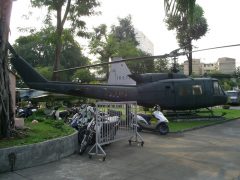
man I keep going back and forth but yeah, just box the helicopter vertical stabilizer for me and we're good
[108,57,136,85]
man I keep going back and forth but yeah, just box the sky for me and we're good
[9,0,240,66]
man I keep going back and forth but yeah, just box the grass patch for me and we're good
[169,120,220,132]
[169,108,240,132]
[0,113,75,149]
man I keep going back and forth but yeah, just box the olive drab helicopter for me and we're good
[8,43,229,110]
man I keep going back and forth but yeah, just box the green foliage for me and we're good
[0,119,75,148]
[35,66,53,80]
[89,16,155,78]
[72,69,95,83]
[51,121,65,130]
[222,81,231,91]
[154,58,170,73]
[164,0,196,23]
[111,15,139,46]
[30,0,100,80]
[13,27,92,82]
[143,107,149,113]
[165,4,208,48]
[233,66,240,78]
[30,0,100,36]
[206,73,239,91]
[14,27,88,68]
[169,108,240,132]
[165,4,208,75]
[14,27,55,67]
[169,121,217,132]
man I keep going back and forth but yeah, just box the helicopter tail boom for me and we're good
[11,56,48,85]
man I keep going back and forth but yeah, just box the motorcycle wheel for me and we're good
[78,129,86,144]
[157,123,169,135]
[79,135,88,155]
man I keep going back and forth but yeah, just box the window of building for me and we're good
[192,85,202,95]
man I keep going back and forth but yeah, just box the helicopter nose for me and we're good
[213,94,228,106]
[221,94,228,105]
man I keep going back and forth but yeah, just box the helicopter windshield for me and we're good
[213,81,225,95]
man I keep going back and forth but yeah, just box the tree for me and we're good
[89,16,154,79]
[165,4,208,75]
[14,27,91,82]
[30,0,100,80]
[111,16,139,46]
[72,69,94,83]
[0,0,14,138]
[154,58,170,73]
[164,0,196,22]
[14,27,55,67]
[233,66,240,79]
[164,0,196,75]
[89,24,116,79]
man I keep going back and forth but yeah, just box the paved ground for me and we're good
[1,120,240,180]
[230,106,240,110]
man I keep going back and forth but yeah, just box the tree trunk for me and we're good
[188,41,193,76]
[52,7,63,81]
[0,0,14,138]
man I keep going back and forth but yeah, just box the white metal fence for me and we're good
[88,101,144,160]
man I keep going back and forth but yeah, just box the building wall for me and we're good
[202,63,217,74]
[183,57,236,75]
[217,57,236,74]
[135,29,154,55]
[183,59,203,75]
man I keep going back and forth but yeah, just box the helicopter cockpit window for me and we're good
[213,81,224,95]
[192,85,202,95]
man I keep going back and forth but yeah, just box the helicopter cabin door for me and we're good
[174,80,195,109]
[161,82,175,109]
[192,80,206,108]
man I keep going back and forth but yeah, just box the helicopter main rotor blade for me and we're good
[191,44,240,53]
[54,43,240,73]
[54,53,174,73]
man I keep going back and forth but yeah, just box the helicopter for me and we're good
[8,43,228,110]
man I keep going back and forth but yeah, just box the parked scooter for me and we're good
[136,105,169,135]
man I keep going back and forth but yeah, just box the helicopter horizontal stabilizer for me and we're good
[11,56,48,85]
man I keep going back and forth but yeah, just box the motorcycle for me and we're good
[79,112,120,155]
[79,117,96,155]
[69,105,96,143]
[136,106,169,135]
[16,107,37,118]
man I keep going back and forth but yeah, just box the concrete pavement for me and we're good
[1,120,240,180]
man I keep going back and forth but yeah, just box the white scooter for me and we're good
[136,106,169,135]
